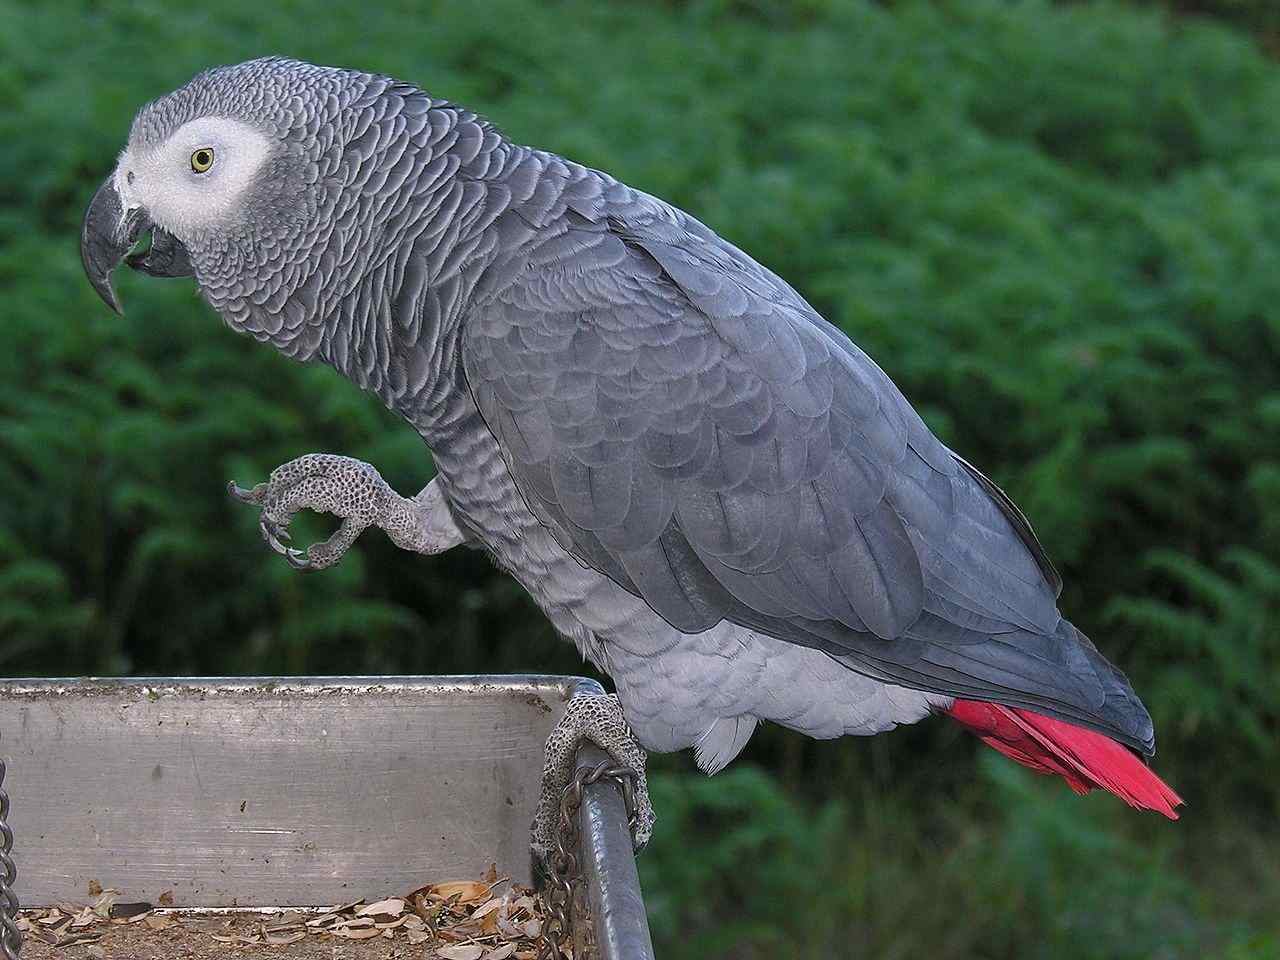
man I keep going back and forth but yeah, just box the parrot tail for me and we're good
[947,699,1183,819]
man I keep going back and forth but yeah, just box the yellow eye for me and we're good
[190,147,215,173]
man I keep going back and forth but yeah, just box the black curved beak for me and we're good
[81,176,146,315]
[80,176,194,315]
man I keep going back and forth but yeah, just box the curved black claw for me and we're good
[285,547,314,571]
[258,514,293,554]
[250,509,318,570]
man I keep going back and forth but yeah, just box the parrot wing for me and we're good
[462,183,1154,754]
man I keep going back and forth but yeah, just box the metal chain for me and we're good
[0,756,20,960]
[537,760,638,960]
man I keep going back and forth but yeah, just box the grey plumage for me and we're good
[85,57,1157,783]
[464,183,1152,753]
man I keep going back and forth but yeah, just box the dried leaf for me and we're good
[497,915,525,940]
[407,928,433,945]
[357,897,406,917]
[266,930,307,945]
[332,925,382,940]
[430,881,489,904]
[28,927,58,946]
[485,944,517,960]
[472,897,504,921]
[109,901,152,919]
[53,932,102,947]
[436,945,485,960]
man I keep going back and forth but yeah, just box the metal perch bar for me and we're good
[576,742,656,960]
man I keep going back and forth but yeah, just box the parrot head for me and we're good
[80,57,413,357]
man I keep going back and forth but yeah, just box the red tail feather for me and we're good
[947,700,1183,819]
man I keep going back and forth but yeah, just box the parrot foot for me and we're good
[531,693,654,861]
[229,453,465,570]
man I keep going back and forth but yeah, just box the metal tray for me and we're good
[0,675,654,958]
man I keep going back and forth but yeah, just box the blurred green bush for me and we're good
[1123,1,1280,45]
[1,0,1277,956]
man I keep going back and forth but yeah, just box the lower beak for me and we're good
[80,176,150,316]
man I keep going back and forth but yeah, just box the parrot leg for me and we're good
[531,693,655,859]
[229,453,467,570]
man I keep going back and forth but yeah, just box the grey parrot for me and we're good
[81,58,1181,855]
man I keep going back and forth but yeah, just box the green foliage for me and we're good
[1110,549,1280,798]
[1,0,1278,956]
[1118,1,1280,44]
[643,756,1276,959]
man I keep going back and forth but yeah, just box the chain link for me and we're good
[537,760,637,960]
[0,755,20,959]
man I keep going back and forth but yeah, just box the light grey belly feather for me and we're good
[427,403,949,772]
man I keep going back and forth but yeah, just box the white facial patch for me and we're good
[115,117,272,239]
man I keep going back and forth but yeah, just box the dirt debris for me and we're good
[15,870,568,960]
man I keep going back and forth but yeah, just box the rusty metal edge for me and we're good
[570,679,656,960]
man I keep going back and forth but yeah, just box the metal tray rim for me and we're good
[0,674,604,698]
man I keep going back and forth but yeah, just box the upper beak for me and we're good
[80,176,149,316]
[80,176,196,314]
